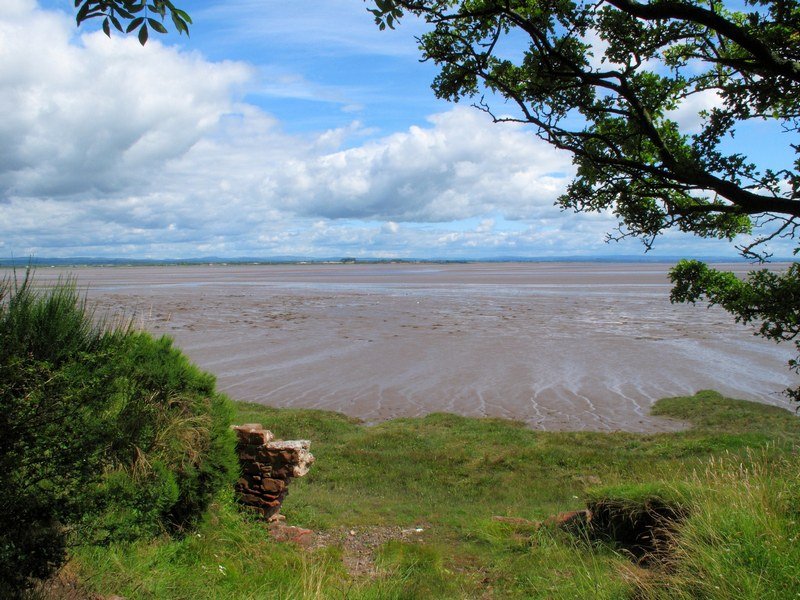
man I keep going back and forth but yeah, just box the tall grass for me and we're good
[635,448,800,599]
[0,270,236,596]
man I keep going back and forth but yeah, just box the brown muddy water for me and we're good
[24,262,796,431]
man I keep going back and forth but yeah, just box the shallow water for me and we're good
[27,262,796,431]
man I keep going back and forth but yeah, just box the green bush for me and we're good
[89,331,237,540]
[0,271,236,596]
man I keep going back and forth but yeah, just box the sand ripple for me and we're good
[31,262,796,432]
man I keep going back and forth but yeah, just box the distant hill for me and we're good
[0,254,790,268]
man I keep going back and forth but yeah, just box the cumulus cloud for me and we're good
[665,89,721,135]
[0,2,586,256]
[0,4,252,200]
[267,108,574,222]
[2,2,770,259]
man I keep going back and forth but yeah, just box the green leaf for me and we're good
[102,17,110,37]
[126,17,143,33]
[147,18,167,34]
[138,23,148,46]
[174,9,192,24]
[109,13,123,32]
[147,3,165,18]
[171,12,187,35]
[75,1,91,25]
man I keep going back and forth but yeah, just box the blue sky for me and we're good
[0,0,795,259]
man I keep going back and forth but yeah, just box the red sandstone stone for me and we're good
[256,448,284,464]
[243,463,260,475]
[240,472,260,484]
[259,499,283,519]
[261,478,286,493]
[251,431,273,445]
[271,466,292,480]
[239,493,262,505]
[232,423,313,520]
[236,423,263,431]
[233,425,274,446]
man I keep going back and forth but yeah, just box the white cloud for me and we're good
[382,221,400,234]
[267,108,574,222]
[0,5,251,200]
[476,218,495,233]
[666,89,720,134]
[1,0,36,18]
[2,2,780,260]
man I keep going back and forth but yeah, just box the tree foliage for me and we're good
[73,0,190,45]
[671,259,800,400]
[369,0,800,398]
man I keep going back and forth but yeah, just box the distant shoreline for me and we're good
[1,255,792,268]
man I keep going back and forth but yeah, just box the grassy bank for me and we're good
[64,390,800,599]
[0,273,236,597]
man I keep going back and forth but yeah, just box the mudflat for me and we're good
[25,262,795,431]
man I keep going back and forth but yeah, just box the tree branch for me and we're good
[604,0,800,82]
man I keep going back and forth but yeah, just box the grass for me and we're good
[61,390,800,599]
[648,449,800,599]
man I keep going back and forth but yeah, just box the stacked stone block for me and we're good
[233,423,314,519]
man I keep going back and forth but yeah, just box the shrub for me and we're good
[0,271,236,596]
[88,331,237,541]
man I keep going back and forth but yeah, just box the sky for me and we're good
[0,0,795,260]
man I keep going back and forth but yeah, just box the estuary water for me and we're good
[28,262,796,431]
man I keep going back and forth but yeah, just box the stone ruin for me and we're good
[232,423,314,520]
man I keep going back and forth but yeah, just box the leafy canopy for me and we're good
[73,1,191,45]
[369,0,799,248]
[368,0,800,398]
